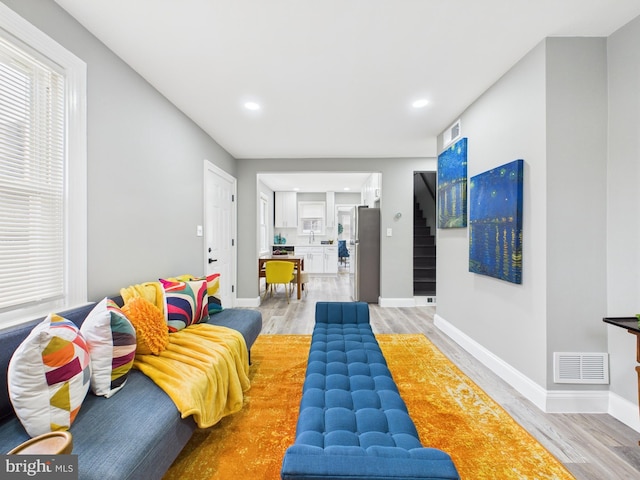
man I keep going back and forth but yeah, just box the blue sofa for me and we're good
[0,298,262,480]
[281,302,460,480]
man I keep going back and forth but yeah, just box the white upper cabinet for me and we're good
[326,191,335,227]
[275,191,297,228]
[361,173,381,207]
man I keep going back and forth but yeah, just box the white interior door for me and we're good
[204,160,236,307]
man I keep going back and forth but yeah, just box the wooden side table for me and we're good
[603,317,640,445]
[8,431,73,455]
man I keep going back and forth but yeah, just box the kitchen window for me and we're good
[298,201,325,236]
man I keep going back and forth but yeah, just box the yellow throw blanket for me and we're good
[120,281,165,315]
[133,323,250,428]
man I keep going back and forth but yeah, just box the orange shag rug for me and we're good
[163,334,575,480]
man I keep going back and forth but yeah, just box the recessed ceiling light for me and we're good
[293,187,300,191]
[343,187,350,191]
[412,99,429,108]
[244,101,261,111]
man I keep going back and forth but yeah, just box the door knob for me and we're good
[208,258,217,264]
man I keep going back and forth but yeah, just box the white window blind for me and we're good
[298,201,326,235]
[0,36,66,311]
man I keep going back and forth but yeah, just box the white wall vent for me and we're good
[553,352,609,384]
[442,119,461,148]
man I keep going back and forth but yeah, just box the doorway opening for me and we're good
[413,172,437,301]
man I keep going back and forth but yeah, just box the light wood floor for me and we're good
[254,269,640,480]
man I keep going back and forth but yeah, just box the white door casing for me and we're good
[203,160,236,307]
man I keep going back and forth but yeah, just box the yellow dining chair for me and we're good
[264,261,295,303]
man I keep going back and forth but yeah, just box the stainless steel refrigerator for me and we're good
[350,206,380,303]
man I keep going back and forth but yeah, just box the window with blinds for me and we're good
[0,37,66,311]
[0,3,87,328]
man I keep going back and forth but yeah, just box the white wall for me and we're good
[607,15,640,407]
[1,0,237,299]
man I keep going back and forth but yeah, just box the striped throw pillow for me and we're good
[166,273,223,315]
[81,298,137,397]
[160,278,209,332]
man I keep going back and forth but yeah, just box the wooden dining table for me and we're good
[258,255,305,300]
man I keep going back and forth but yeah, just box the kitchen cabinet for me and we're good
[361,173,381,207]
[326,191,335,227]
[296,246,324,273]
[275,191,297,228]
[324,246,338,274]
[296,245,338,274]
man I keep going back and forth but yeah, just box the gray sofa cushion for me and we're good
[0,371,196,480]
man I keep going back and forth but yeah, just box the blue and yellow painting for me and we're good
[469,159,524,284]
[437,137,468,228]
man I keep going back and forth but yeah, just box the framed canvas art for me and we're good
[468,159,524,284]
[437,137,468,228]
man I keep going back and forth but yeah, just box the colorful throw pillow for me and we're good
[121,297,169,355]
[160,277,209,332]
[175,273,223,316]
[80,298,136,398]
[8,314,92,437]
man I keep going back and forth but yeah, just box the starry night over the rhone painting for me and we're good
[468,159,524,284]
[437,137,467,228]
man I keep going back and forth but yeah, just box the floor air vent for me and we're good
[553,352,609,384]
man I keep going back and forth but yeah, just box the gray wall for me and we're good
[436,38,608,391]
[237,158,436,302]
[1,0,237,300]
[545,38,608,387]
[437,42,549,386]
[607,15,640,405]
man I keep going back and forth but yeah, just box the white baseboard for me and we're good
[609,391,640,433]
[545,390,609,413]
[414,296,437,307]
[434,313,548,411]
[378,297,416,307]
[235,297,260,308]
[434,314,613,416]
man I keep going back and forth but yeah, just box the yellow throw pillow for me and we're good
[121,297,169,355]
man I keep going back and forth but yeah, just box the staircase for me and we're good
[414,200,436,296]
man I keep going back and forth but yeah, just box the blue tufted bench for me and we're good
[281,302,460,480]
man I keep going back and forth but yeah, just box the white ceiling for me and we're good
[54,0,640,161]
